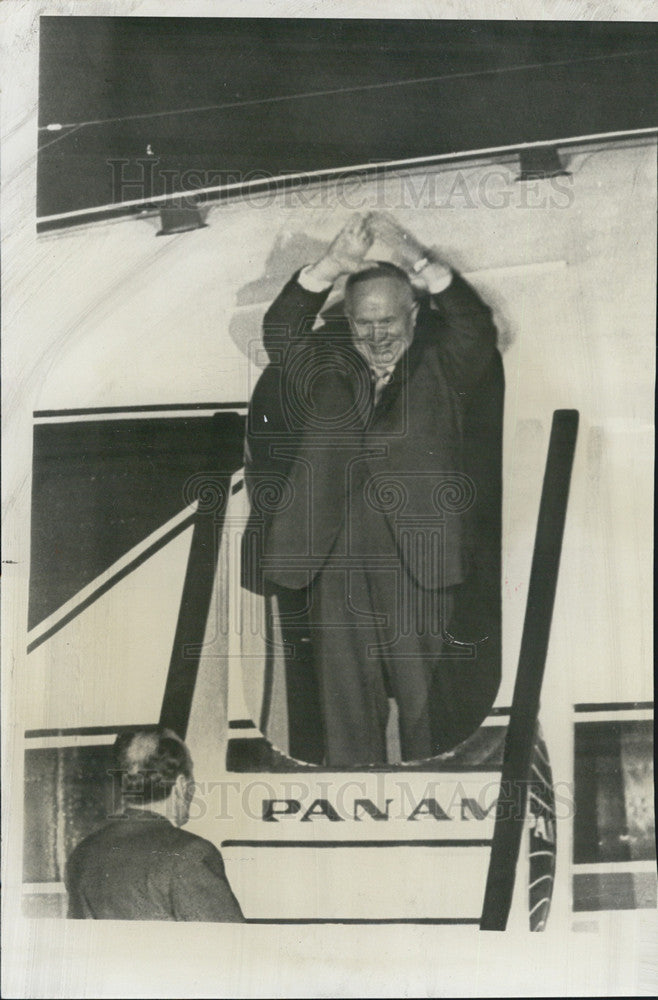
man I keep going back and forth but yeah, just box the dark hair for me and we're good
[344,260,413,301]
[113,727,192,804]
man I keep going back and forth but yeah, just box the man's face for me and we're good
[346,277,417,372]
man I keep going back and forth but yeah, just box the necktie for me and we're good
[371,367,394,405]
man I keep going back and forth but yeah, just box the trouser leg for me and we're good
[309,562,499,763]
[308,562,390,766]
[429,637,501,752]
[428,573,502,752]
[367,568,501,758]
[368,569,453,763]
[271,585,324,764]
[306,515,500,764]
[372,551,501,758]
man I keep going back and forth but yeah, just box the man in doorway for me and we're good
[243,213,503,766]
[66,727,244,921]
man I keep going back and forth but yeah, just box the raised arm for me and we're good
[261,274,330,362]
[262,214,374,361]
[368,213,498,392]
[420,259,498,392]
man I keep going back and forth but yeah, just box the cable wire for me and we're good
[39,47,657,134]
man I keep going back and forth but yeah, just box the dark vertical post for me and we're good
[159,413,245,739]
[158,508,223,739]
[480,409,579,931]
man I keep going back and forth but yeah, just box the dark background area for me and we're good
[29,413,244,629]
[38,18,658,221]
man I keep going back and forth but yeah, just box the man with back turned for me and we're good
[66,727,244,921]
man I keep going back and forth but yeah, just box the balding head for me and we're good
[344,261,413,307]
[114,727,193,810]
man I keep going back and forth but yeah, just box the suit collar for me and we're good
[114,807,171,822]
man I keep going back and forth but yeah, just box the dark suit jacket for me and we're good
[242,270,503,637]
[65,809,244,921]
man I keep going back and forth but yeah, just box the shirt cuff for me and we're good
[299,261,453,295]
[424,267,453,295]
[297,264,334,293]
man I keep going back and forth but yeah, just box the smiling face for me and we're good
[345,276,418,372]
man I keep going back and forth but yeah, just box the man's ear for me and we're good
[174,773,189,800]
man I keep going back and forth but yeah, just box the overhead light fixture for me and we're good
[156,200,207,236]
[516,147,570,181]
